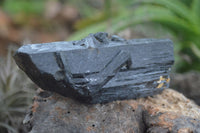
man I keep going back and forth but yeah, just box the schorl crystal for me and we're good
[14,32,174,104]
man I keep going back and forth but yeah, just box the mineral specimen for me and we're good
[14,32,174,104]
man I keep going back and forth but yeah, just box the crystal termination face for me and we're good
[14,32,174,104]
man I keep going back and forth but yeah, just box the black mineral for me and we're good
[14,32,174,104]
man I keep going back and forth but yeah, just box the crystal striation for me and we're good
[14,32,174,104]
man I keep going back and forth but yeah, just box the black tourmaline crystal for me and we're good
[14,32,174,104]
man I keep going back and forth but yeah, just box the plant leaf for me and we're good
[191,0,200,22]
[140,0,193,23]
[191,43,200,58]
[0,122,17,133]
[115,5,197,36]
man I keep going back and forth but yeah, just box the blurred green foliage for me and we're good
[69,0,200,73]
[67,0,102,18]
[133,0,200,72]
[2,0,44,15]
[68,0,136,40]
[1,0,45,26]
[0,47,35,133]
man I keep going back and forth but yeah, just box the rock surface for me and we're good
[170,72,200,105]
[14,32,174,104]
[24,88,200,133]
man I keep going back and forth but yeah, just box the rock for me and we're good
[24,88,200,133]
[14,32,174,103]
[170,72,200,105]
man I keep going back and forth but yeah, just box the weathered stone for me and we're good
[170,72,200,105]
[23,89,200,133]
[14,32,174,103]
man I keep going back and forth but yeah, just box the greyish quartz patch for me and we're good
[13,32,174,104]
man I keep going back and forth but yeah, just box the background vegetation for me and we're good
[0,0,199,132]
[0,47,35,133]
[69,0,200,72]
